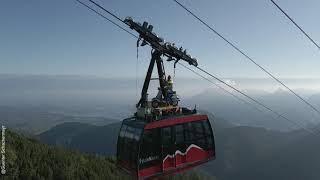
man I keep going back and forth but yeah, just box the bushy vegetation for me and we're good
[3,129,130,180]
[2,129,212,180]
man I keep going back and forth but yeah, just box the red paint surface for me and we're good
[138,164,162,177]
[175,154,186,167]
[164,146,212,168]
[162,156,175,171]
[138,148,215,178]
[144,114,208,130]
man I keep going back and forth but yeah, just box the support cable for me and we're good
[194,65,318,135]
[172,0,320,116]
[270,0,320,50]
[178,62,277,119]
[75,0,138,38]
[75,0,319,136]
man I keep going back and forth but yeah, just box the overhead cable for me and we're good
[270,0,320,50]
[75,0,319,136]
[172,0,320,116]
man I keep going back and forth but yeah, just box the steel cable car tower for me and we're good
[123,17,198,119]
[116,17,216,179]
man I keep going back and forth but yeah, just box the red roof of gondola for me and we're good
[144,114,208,130]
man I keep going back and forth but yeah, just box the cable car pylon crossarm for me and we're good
[123,17,199,110]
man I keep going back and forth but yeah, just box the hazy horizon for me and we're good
[1,73,320,94]
[1,74,320,128]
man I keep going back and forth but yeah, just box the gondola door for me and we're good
[161,126,175,172]
[174,124,187,167]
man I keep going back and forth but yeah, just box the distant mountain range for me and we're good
[186,88,320,131]
[38,113,320,180]
[0,105,119,134]
[2,74,320,131]
[38,112,231,156]
[39,122,120,156]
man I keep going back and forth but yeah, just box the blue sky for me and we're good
[1,0,320,78]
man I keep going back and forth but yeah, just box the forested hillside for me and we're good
[1,129,211,180]
[3,129,129,179]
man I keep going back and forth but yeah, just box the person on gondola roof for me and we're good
[167,75,173,90]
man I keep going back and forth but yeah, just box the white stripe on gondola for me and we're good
[162,144,203,163]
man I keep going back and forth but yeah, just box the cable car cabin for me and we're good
[115,18,215,179]
[117,111,215,179]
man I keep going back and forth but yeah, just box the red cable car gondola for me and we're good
[116,17,216,179]
[117,112,215,179]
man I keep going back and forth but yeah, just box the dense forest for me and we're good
[1,128,211,180]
